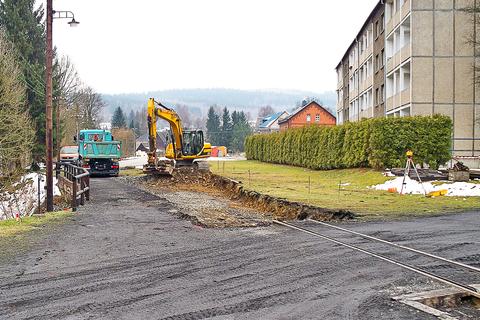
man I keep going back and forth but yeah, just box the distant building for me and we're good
[99,122,111,130]
[335,0,479,159]
[136,132,167,152]
[256,111,290,133]
[278,101,336,131]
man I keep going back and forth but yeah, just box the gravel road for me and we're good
[0,177,479,319]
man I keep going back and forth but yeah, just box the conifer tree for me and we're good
[220,107,232,148]
[206,106,221,145]
[111,107,127,128]
[0,0,46,161]
[231,111,252,153]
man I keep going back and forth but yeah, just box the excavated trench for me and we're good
[125,168,354,228]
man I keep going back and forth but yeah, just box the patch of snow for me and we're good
[120,154,148,169]
[0,173,61,220]
[370,176,480,197]
[206,155,246,161]
[434,182,480,197]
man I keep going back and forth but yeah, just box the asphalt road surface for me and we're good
[1,178,479,319]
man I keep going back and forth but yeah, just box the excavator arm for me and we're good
[145,98,211,174]
[147,98,184,167]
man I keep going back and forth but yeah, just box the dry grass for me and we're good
[0,210,72,238]
[120,168,146,177]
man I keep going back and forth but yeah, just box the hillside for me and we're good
[101,88,336,119]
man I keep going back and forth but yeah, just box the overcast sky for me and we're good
[51,0,379,94]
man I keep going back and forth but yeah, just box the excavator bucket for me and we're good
[143,160,175,176]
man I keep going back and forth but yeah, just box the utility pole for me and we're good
[45,0,54,212]
[56,100,61,163]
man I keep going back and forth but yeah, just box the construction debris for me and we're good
[389,168,448,181]
[449,161,470,182]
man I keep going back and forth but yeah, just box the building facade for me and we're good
[278,101,336,131]
[256,111,290,133]
[336,0,480,159]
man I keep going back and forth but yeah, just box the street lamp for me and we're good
[53,10,80,26]
[45,1,80,212]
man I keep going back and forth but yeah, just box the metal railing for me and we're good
[56,162,90,211]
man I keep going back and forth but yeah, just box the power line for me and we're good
[16,53,46,88]
[21,78,45,98]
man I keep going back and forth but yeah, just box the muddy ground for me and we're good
[125,170,353,227]
[124,172,273,228]
[0,177,479,319]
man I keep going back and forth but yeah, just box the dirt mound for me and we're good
[139,168,355,222]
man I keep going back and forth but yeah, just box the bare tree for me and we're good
[53,55,81,107]
[258,105,275,118]
[175,104,192,128]
[77,86,104,129]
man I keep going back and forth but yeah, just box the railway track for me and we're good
[274,219,480,299]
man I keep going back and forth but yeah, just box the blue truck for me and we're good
[77,129,122,177]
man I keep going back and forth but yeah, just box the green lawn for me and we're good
[210,160,480,219]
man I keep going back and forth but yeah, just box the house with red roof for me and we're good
[278,101,336,131]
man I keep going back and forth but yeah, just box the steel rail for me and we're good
[307,219,480,273]
[273,220,480,299]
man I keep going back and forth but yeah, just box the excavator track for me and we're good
[143,159,210,176]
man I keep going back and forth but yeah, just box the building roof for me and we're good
[335,0,383,69]
[258,111,288,129]
[278,101,335,124]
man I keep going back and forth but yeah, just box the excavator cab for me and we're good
[182,130,205,156]
[164,130,208,158]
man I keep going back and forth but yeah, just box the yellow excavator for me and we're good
[143,98,211,175]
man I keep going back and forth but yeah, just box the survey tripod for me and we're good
[400,150,426,195]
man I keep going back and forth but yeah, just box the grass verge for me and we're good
[120,168,146,177]
[0,211,72,239]
[210,160,480,219]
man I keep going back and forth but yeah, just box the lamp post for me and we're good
[45,0,79,212]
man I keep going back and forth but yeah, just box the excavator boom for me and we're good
[144,98,211,175]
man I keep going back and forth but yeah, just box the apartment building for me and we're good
[336,0,480,159]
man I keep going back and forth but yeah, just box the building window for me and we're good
[315,114,320,122]
[375,88,379,105]
[380,14,385,32]
[306,114,311,122]
[381,84,385,103]
[375,21,379,38]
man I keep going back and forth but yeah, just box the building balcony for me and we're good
[386,95,394,112]
[360,107,373,119]
[359,48,373,65]
[386,45,411,73]
[359,76,373,93]
[401,0,411,21]
[349,88,359,100]
[386,11,400,36]
[400,87,410,106]
[386,88,411,112]
[337,81,343,90]
[386,0,410,36]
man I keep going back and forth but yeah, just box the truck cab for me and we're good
[78,129,122,177]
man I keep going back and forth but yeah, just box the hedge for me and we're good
[245,115,452,170]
